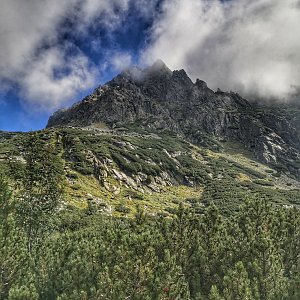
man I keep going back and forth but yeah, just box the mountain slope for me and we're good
[1,127,300,217]
[47,60,300,178]
[1,61,300,216]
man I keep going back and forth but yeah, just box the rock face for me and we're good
[47,60,300,176]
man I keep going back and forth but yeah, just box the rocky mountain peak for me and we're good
[172,69,193,86]
[147,59,172,76]
[47,61,300,177]
[117,60,172,84]
[195,79,208,89]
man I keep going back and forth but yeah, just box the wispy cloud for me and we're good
[21,47,97,111]
[0,0,156,111]
[2,0,296,113]
[0,0,75,81]
[143,0,300,101]
[110,52,133,71]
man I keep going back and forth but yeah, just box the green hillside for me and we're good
[1,127,300,299]
[1,127,300,217]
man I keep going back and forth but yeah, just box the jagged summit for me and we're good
[47,61,300,177]
[147,59,172,75]
[117,60,173,84]
[151,58,168,68]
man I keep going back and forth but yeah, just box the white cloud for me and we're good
[21,47,97,111]
[80,0,130,28]
[0,0,76,80]
[143,0,300,100]
[0,0,138,111]
[110,52,133,71]
[134,0,162,20]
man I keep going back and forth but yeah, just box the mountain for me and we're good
[47,60,300,179]
[1,61,300,216]
[2,63,300,299]
[1,126,300,217]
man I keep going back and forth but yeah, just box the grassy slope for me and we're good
[1,126,300,217]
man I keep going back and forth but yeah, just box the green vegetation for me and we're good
[1,171,300,299]
[1,127,300,216]
[1,128,300,299]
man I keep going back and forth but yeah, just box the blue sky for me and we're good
[0,0,160,131]
[0,0,299,132]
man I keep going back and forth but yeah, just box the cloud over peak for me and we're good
[143,0,300,100]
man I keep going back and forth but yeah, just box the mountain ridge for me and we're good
[2,61,300,215]
[47,61,300,178]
